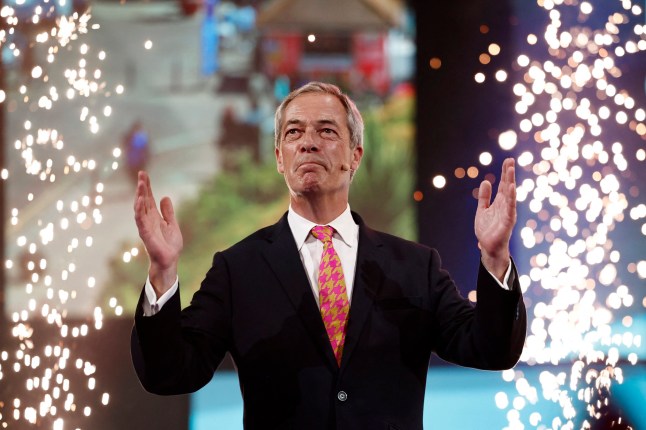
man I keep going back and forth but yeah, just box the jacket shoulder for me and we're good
[218,217,286,257]
[361,224,437,264]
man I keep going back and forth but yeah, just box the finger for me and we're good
[138,170,147,188]
[507,166,516,201]
[499,159,506,186]
[502,160,517,219]
[505,158,515,186]
[134,194,154,239]
[509,182,517,217]
[505,160,516,198]
[477,180,492,210]
[159,196,176,225]
[135,171,147,210]
[142,171,157,212]
[498,158,516,198]
[134,195,148,232]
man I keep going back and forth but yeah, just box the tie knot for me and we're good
[311,225,334,243]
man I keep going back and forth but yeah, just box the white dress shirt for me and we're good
[287,205,359,306]
[142,205,511,316]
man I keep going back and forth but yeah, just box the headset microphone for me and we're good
[341,163,350,171]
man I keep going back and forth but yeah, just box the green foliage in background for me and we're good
[104,91,415,313]
[104,155,287,311]
[351,93,415,240]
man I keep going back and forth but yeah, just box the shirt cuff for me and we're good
[142,276,179,316]
[485,260,513,291]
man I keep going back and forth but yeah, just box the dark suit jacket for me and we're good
[132,212,526,430]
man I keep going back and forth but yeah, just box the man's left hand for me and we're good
[475,157,517,281]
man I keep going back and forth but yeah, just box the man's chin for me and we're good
[289,177,323,195]
[297,183,322,194]
[298,171,323,185]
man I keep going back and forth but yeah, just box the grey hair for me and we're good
[274,82,364,149]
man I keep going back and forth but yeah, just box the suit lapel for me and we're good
[261,214,338,367]
[261,212,387,369]
[339,214,386,369]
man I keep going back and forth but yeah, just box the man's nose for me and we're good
[299,130,319,152]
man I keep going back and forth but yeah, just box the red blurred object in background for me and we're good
[178,0,203,16]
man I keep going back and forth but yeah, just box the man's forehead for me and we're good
[285,117,340,126]
[283,94,346,124]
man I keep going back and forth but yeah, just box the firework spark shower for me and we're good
[1,2,124,428]
[485,1,644,428]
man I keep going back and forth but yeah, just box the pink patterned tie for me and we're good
[311,225,350,366]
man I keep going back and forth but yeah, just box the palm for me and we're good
[474,158,516,259]
[134,172,183,271]
[140,199,183,267]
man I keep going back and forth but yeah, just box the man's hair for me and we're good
[274,82,364,149]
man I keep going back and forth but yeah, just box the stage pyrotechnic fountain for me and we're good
[478,1,643,428]
[1,2,125,428]
[429,0,644,428]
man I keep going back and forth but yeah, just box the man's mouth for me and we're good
[297,160,325,170]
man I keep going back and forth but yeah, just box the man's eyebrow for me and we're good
[316,119,340,127]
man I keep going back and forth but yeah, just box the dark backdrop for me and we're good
[415,0,515,296]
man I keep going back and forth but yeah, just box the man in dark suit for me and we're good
[131,82,526,429]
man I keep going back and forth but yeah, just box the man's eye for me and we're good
[285,129,299,137]
[322,128,335,134]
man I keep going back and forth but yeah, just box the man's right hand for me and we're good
[134,171,184,297]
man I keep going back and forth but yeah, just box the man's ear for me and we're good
[276,147,284,173]
[350,145,363,171]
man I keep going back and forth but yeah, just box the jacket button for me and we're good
[337,391,348,402]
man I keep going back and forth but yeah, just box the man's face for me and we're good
[275,92,363,198]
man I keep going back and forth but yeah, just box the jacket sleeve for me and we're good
[131,252,232,395]
[430,250,526,370]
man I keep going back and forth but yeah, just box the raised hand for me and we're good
[474,158,517,281]
[134,171,184,296]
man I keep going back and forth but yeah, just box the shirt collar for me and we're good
[287,205,358,251]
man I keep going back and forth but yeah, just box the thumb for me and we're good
[159,196,177,225]
[477,180,492,210]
